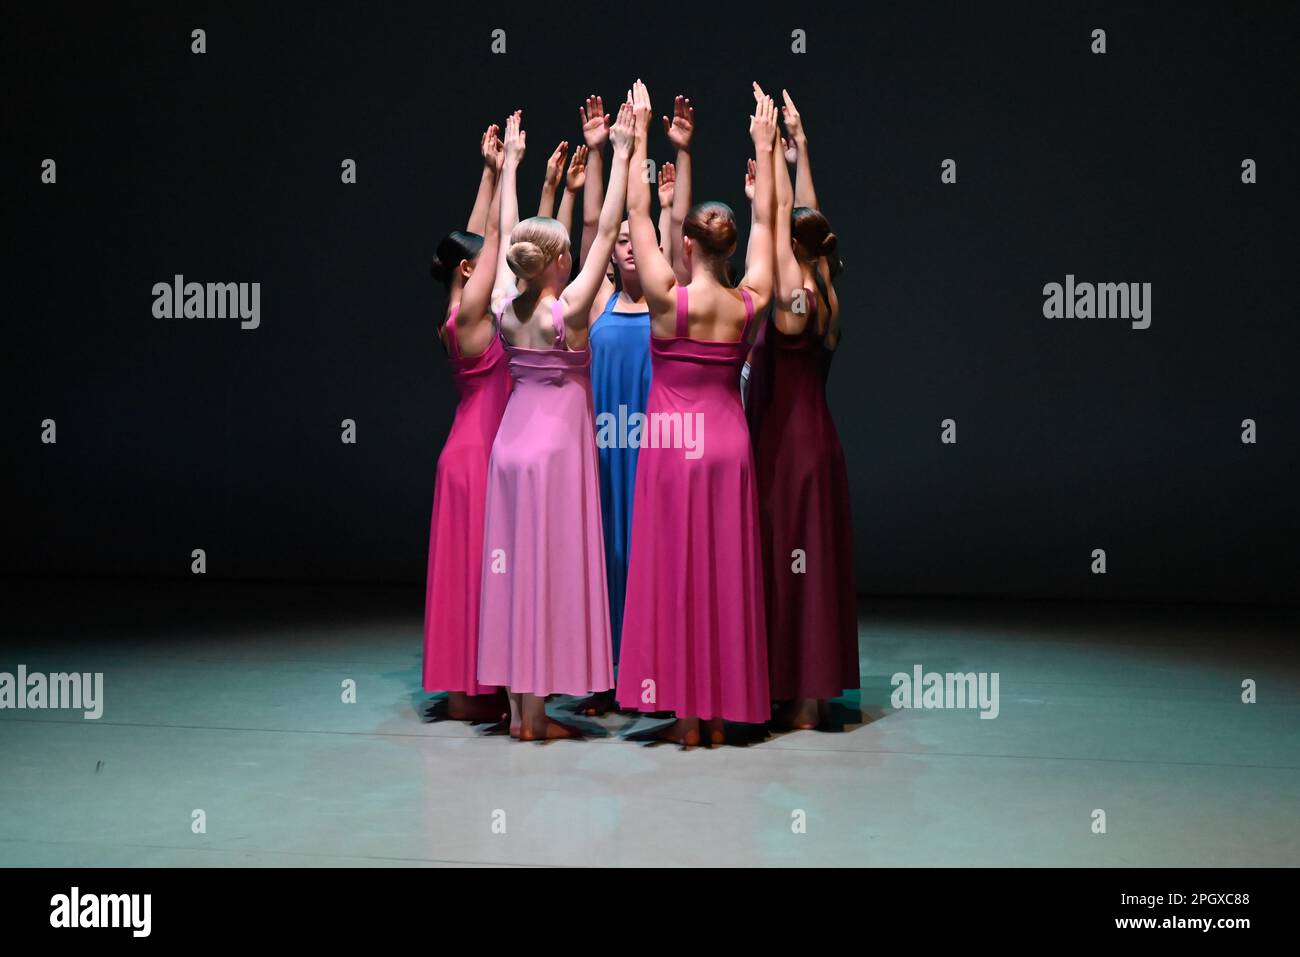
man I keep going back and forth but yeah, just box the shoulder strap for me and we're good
[493,298,508,339]
[740,289,755,342]
[675,286,689,337]
[444,303,461,359]
[551,299,566,349]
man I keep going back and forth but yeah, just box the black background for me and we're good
[5,1,1297,603]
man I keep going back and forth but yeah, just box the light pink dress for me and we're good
[477,300,614,695]
[422,306,512,694]
[616,287,770,722]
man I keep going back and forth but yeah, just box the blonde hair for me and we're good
[507,217,570,286]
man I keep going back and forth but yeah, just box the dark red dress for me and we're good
[753,292,859,700]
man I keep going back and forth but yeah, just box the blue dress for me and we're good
[589,291,652,662]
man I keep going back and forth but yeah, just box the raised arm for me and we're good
[562,101,634,330]
[656,161,675,257]
[556,145,587,245]
[466,125,499,234]
[664,95,694,283]
[456,162,503,356]
[772,133,805,332]
[627,81,678,316]
[537,140,568,218]
[492,110,525,313]
[741,158,756,266]
[741,86,778,317]
[578,95,610,266]
[782,89,818,211]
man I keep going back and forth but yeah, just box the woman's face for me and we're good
[612,221,636,277]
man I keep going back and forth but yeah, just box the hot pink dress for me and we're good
[422,306,512,694]
[616,287,770,722]
[477,300,614,695]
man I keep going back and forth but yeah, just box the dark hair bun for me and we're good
[683,202,738,257]
[430,230,485,288]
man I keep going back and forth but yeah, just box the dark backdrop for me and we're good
[5,1,1297,604]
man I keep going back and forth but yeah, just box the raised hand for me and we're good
[503,110,525,165]
[743,158,757,202]
[566,145,589,191]
[781,88,805,144]
[609,100,635,156]
[631,80,653,138]
[544,141,569,190]
[580,95,611,148]
[657,161,676,207]
[750,90,777,149]
[781,136,798,166]
[481,124,503,172]
[663,94,694,151]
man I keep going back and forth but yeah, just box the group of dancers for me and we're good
[422,81,857,746]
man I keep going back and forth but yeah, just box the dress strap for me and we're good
[444,303,461,360]
[675,286,689,338]
[740,288,755,341]
[493,297,509,342]
[551,298,566,350]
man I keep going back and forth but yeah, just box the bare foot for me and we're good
[703,717,725,746]
[654,717,700,748]
[445,691,471,721]
[792,697,820,730]
[521,716,584,741]
[519,693,583,742]
[508,691,523,739]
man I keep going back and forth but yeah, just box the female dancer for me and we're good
[753,88,858,729]
[577,120,678,716]
[477,105,636,740]
[615,81,778,746]
[422,125,511,723]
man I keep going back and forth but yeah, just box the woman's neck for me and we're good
[619,274,645,304]
[690,260,727,287]
[514,283,557,317]
[447,276,467,310]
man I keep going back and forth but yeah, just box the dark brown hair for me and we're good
[683,202,738,259]
[791,206,841,321]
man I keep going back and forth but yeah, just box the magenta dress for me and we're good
[422,306,512,694]
[754,291,859,700]
[616,287,770,722]
[477,300,614,695]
